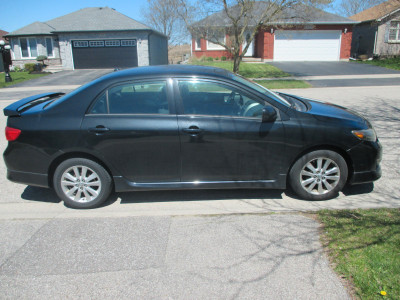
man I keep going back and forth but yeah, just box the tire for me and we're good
[53,158,112,209]
[289,150,348,201]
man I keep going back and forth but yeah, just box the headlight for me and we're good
[352,129,377,142]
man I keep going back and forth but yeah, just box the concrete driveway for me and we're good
[0,85,398,298]
[269,61,400,87]
[11,69,112,87]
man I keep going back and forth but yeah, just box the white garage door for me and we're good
[274,30,341,61]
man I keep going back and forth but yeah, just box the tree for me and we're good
[142,0,189,46]
[336,0,386,17]
[179,0,332,73]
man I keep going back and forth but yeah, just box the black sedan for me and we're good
[3,65,382,208]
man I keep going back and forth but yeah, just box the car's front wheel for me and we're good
[289,150,348,200]
[53,158,112,209]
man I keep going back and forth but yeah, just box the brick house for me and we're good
[5,7,168,70]
[191,3,358,61]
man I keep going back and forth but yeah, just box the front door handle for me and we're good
[88,126,110,134]
[182,126,202,135]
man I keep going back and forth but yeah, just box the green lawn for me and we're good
[255,79,311,89]
[190,61,290,78]
[318,209,400,300]
[0,72,49,88]
[357,57,400,71]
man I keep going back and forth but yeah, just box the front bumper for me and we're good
[347,140,382,185]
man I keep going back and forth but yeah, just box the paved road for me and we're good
[269,61,400,87]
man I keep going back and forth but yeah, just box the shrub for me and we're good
[206,56,213,61]
[215,57,219,60]
[36,55,48,64]
[221,56,227,61]
[24,63,36,73]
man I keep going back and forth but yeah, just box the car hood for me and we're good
[304,99,370,128]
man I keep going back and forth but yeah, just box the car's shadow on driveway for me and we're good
[20,183,375,207]
[21,186,61,203]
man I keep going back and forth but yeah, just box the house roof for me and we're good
[192,2,358,27]
[350,0,400,22]
[0,29,8,41]
[7,7,161,36]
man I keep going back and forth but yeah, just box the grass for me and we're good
[0,72,49,88]
[317,208,400,300]
[189,61,290,78]
[255,79,311,89]
[357,57,400,71]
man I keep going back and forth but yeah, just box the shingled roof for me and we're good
[7,7,158,36]
[193,2,357,27]
[350,0,400,22]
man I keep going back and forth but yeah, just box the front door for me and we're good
[80,79,180,183]
[243,32,254,57]
[175,79,286,182]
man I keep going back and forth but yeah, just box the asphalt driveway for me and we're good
[269,61,400,87]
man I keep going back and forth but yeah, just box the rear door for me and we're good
[175,78,286,182]
[80,79,180,183]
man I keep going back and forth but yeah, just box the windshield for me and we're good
[230,73,291,107]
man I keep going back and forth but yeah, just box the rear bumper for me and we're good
[7,169,49,188]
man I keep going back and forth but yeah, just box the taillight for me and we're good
[5,127,21,141]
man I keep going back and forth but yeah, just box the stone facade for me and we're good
[9,30,165,70]
[57,31,150,70]
[9,36,61,69]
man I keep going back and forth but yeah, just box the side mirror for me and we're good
[262,106,277,123]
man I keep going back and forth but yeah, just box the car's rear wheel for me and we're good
[53,158,112,209]
[289,150,348,200]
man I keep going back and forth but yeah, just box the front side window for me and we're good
[178,80,265,118]
[19,37,38,58]
[389,21,400,42]
[90,81,169,115]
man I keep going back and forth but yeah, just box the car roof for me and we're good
[99,65,233,82]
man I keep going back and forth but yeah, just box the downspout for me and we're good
[373,27,378,56]
[148,30,153,66]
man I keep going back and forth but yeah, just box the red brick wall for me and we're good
[192,25,354,60]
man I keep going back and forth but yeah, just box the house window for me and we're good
[73,41,88,47]
[195,38,201,50]
[105,40,121,47]
[89,41,104,47]
[121,40,136,46]
[46,38,54,57]
[19,37,38,58]
[206,32,225,50]
[389,21,400,42]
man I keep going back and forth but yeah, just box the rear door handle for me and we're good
[89,126,110,134]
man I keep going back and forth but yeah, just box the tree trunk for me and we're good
[232,54,241,73]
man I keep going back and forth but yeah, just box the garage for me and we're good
[274,30,341,61]
[72,39,138,69]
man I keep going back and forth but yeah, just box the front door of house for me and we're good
[243,32,254,57]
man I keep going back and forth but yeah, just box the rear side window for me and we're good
[89,81,169,114]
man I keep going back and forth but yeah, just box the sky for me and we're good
[1,0,341,33]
